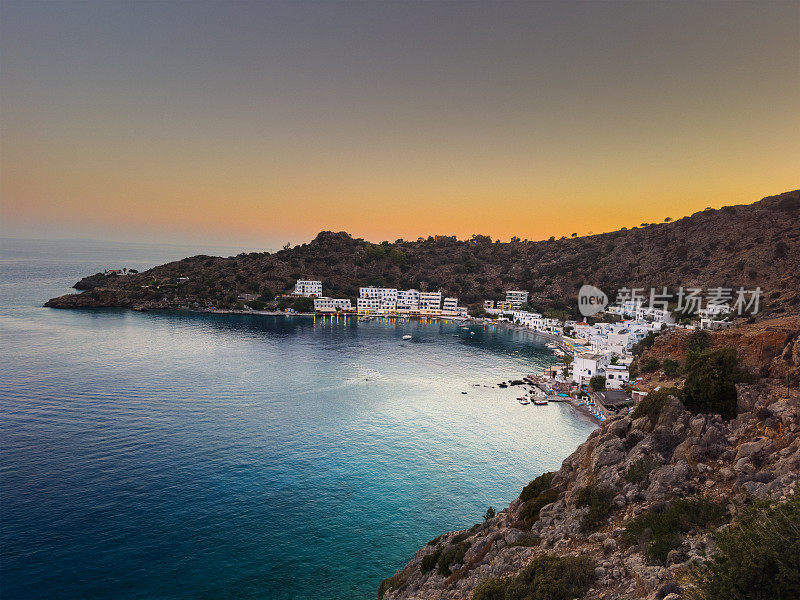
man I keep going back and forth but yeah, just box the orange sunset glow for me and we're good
[1,1,798,247]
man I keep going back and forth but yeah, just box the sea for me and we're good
[0,237,596,600]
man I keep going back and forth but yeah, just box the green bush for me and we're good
[630,387,682,422]
[518,472,558,528]
[484,506,496,520]
[641,357,661,372]
[590,375,606,391]
[662,358,680,376]
[632,332,659,356]
[689,497,800,600]
[378,570,409,599]
[507,533,540,548]
[625,456,659,485]
[683,348,747,419]
[472,554,596,600]
[575,485,615,532]
[519,488,559,527]
[436,541,471,577]
[685,330,711,369]
[245,299,266,311]
[622,498,727,564]
[520,472,555,503]
[420,548,441,573]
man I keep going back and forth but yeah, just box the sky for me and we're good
[1,1,798,248]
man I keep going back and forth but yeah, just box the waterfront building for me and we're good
[419,291,442,315]
[313,297,353,312]
[441,297,460,316]
[397,289,420,314]
[573,353,606,385]
[294,279,323,297]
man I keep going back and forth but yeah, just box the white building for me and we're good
[483,300,495,310]
[397,289,420,314]
[359,287,397,314]
[604,364,630,389]
[313,297,353,312]
[441,297,460,316]
[294,280,323,297]
[357,297,382,315]
[419,291,442,315]
[573,353,606,385]
[506,290,529,308]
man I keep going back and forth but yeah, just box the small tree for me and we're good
[484,506,496,520]
[590,375,606,391]
[683,348,746,419]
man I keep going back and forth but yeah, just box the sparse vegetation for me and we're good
[625,456,659,485]
[630,387,681,422]
[436,540,471,577]
[641,357,661,372]
[622,498,727,564]
[472,554,596,600]
[683,348,747,419]
[378,570,409,599]
[590,375,606,391]
[574,485,615,532]
[507,534,540,548]
[689,497,800,600]
[518,472,558,528]
[662,358,680,376]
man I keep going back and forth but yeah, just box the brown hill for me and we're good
[46,189,800,317]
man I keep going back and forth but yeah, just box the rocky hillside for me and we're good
[46,190,800,316]
[379,318,800,600]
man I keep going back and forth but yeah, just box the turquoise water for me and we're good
[0,238,595,599]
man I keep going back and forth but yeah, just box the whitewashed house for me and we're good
[506,290,529,308]
[294,280,323,297]
[573,353,607,385]
[313,297,353,312]
[604,364,630,389]
[419,291,442,315]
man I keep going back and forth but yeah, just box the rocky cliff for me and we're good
[379,319,800,600]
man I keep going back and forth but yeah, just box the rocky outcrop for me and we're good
[44,288,132,309]
[381,332,800,600]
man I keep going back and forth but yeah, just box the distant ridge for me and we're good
[46,190,800,318]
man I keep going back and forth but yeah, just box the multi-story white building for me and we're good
[294,279,323,297]
[506,290,529,308]
[604,364,630,389]
[358,287,398,314]
[313,297,353,312]
[573,353,607,385]
[419,291,442,315]
[441,297,460,316]
[396,289,420,314]
[357,297,382,314]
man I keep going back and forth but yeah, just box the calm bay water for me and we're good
[0,238,595,600]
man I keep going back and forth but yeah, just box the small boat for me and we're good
[518,397,530,405]
[402,335,412,340]
[470,331,475,336]
[533,398,549,406]
[460,325,469,329]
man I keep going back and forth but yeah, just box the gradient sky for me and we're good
[1,1,798,248]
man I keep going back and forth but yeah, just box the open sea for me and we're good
[0,237,596,600]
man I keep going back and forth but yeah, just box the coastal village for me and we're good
[263,278,739,424]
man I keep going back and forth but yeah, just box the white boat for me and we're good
[402,335,412,340]
[533,398,549,406]
[518,396,530,405]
